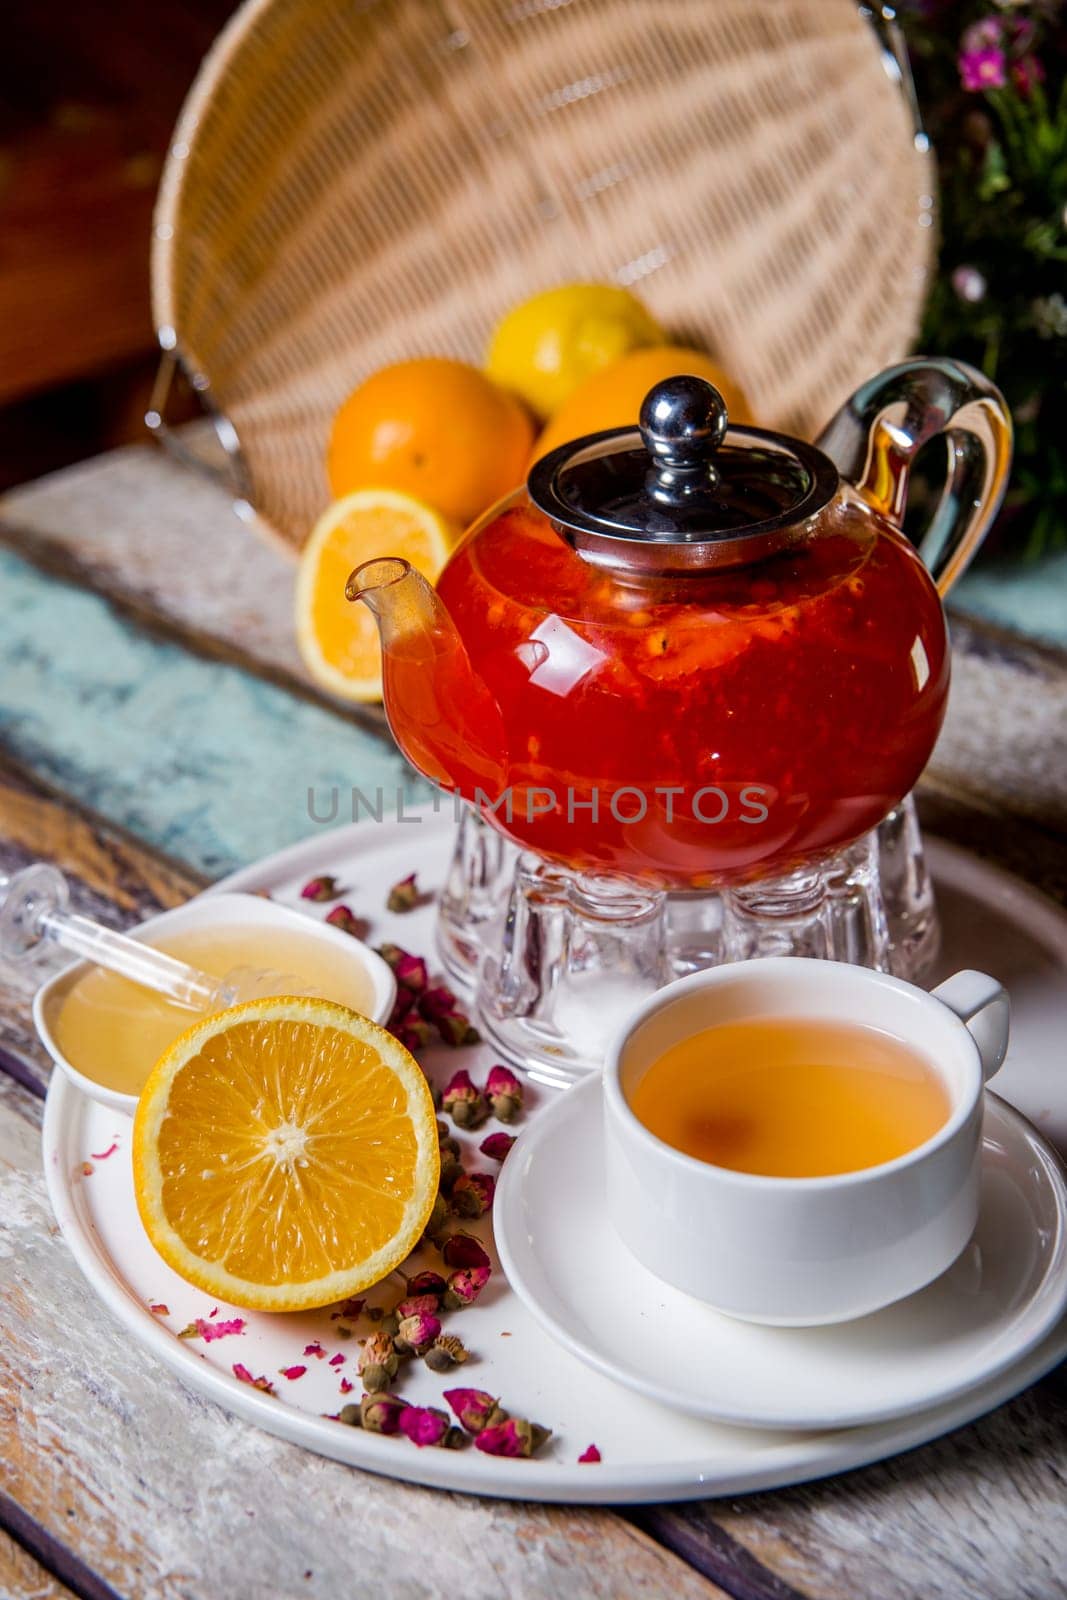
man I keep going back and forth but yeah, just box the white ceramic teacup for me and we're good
[604,958,1010,1326]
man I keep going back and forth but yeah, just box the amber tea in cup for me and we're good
[629,1017,952,1179]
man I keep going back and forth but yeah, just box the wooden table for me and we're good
[1,442,1066,1600]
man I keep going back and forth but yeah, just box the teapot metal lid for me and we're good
[527,376,840,575]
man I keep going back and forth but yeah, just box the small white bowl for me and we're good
[33,891,396,1117]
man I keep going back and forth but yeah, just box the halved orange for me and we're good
[295,489,455,702]
[132,997,440,1311]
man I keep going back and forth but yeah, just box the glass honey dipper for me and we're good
[0,862,313,1011]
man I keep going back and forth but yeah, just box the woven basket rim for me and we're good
[151,0,279,373]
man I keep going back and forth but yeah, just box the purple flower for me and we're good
[959,46,1007,90]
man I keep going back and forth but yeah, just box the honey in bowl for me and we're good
[52,925,376,1100]
[629,1018,951,1178]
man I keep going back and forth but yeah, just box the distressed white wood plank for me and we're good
[0,1101,725,1600]
[706,1397,1067,1600]
[0,434,308,690]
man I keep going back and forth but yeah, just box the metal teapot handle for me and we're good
[815,357,1013,597]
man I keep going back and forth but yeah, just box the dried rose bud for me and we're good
[436,1122,462,1160]
[486,1064,524,1122]
[394,1311,441,1356]
[338,1402,363,1427]
[424,1333,469,1373]
[301,874,341,902]
[475,1417,552,1458]
[578,1443,601,1463]
[375,941,408,971]
[399,1403,451,1448]
[405,1270,447,1298]
[392,1018,435,1053]
[418,984,459,1023]
[438,1154,465,1193]
[388,984,417,1028]
[386,873,419,913]
[441,1233,491,1272]
[480,1131,516,1164]
[441,1069,489,1128]
[437,1011,482,1049]
[451,1171,496,1218]
[423,1194,451,1243]
[443,1264,491,1310]
[325,904,366,938]
[357,1332,400,1393]
[360,1392,406,1434]
[378,1309,400,1337]
[443,1426,468,1449]
[393,1292,440,1320]
[443,1388,508,1434]
[390,954,426,995]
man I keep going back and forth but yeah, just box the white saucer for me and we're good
[495,1077,1067,1431]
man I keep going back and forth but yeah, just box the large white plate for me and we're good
[42,810,1067,1503]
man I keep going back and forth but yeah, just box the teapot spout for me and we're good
[347,557,446,654]
[346,558,507,794]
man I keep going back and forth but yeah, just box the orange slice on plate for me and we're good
[295,489,455,703]
[132,997,440,1311]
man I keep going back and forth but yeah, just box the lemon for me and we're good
[486,283,665,420]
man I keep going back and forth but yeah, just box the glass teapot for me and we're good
[350,358,1011,890]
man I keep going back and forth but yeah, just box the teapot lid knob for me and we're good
[638,377,728,507]
[640,376,728,463]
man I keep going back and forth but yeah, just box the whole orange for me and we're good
[532,346,754,464]
[328,358,534,528]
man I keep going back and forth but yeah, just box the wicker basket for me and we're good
[152,0,934,552]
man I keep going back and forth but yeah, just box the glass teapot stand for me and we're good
[438,799,939,1087]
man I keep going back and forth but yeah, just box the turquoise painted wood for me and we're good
[0,548,428,877]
